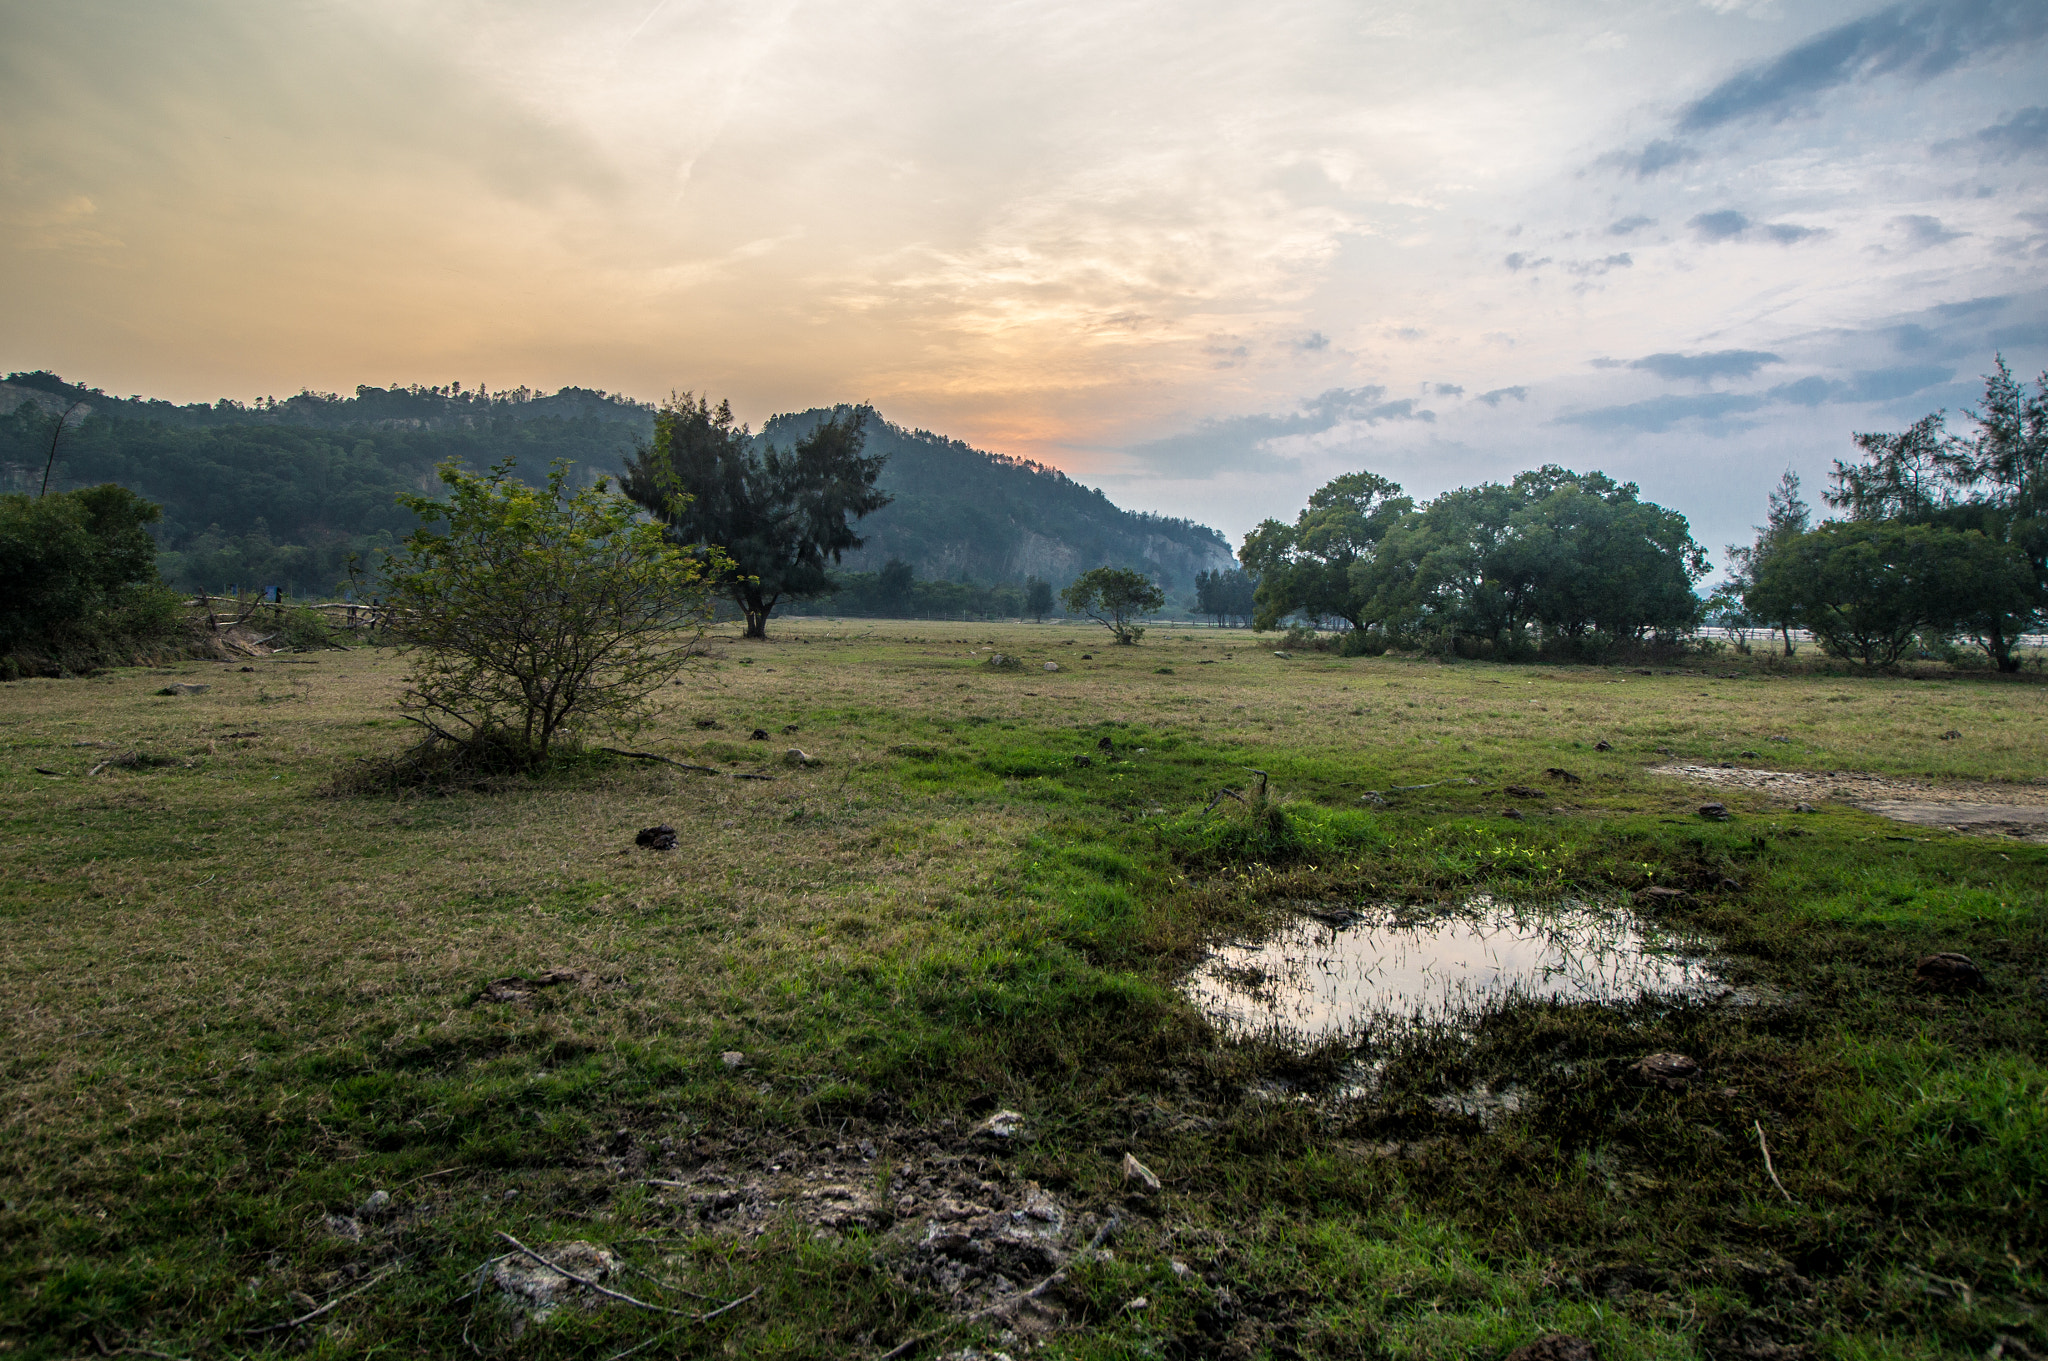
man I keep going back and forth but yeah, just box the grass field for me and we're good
[3,620,2044,1359]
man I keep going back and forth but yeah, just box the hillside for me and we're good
[0,373,1235,607]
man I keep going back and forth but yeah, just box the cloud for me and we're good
[1690,209,1751,240]
[1604,139,1699,177]
[1288,331,1331,352]
[1504,252,1553,271]
[1567,253,1633,275]
[1893,213,1966,246]
[1121,386,1437,478]
[1630,349,1783,381]
[1765,365,1953,404]
[1556,392,1767,433]
[1476,386,1529,405]
[1952,105,2048,159]
[1677,0,2048,133]
[1608,216,1656,236]
[1432,383,1465,396]
[1689,211,1824,243]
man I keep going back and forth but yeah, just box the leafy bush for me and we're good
[0,484,188,676]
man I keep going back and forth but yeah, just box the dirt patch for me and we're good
[1652,764,2048,840]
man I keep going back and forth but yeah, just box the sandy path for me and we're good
[1650,763,2048,840]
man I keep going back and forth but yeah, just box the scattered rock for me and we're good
[356,1189,392,1220]
[238,665,255,672]
[1072,754,1093,768]
[492,1240,620,1321]
[750,728,770,741]
[635,825,678,850]
[1768,735,1792,744]
[971,1109,1027,1143]
[1272,650,1292,659]
[1940,729,1962,741]
[1639,886,1685,901]
[1506,1332,1600,1361]
[1097,735,1115,754]
[1123,1295,1150,1312]
[1698,802,1731,821]
[721,1051,747,1068]
[1594,740,1613,752]
[1502,807,1525,820]
[782,724,799,733]
[1120,1152,1161,1193]
[1740,750,1760,758]
[694,718,721,729]
[157,682,210,696]
[1544,767,1583,784]
[483,971,586,1004]
[325,1214,362,1241]
[1792,802,1816,814]
[983,653,1022,671]
[1914,952,1985,989]
[1080,653,1093,659]
[1505,784,1542,799]
[783,748,820,767]
[1632,1053,1700,1089]
[1042,662,1059,672]
[1635,668,1654,676]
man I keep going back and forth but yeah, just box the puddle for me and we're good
[1185,899,1720,1045]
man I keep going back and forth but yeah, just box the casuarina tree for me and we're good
[622,394,891,638]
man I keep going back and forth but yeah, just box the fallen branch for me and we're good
[1754,1120,1793,1203]
[495,1232,690,1316]
[875,1216,1119,1361]
[602,748,775,781]
[1199,787,1247,816]
[239,1265,398,1334]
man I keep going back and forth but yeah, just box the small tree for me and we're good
[1024,576,1053,621]
[1061,566,1164,644]
[380,460,721,764]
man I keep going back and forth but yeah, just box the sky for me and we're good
[3,0,2045,571]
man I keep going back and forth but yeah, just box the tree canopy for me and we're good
[1061,566,1165,644]
[621,395,891,638]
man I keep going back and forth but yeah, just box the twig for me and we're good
[1200,787,1247,816]
[240,1265,398,1334]
[602,748,776,781]
[875,1216,1119,1361]
[1753,1120,1793,1203]
[495,1232,690,1315]
[697,1286,760,1321]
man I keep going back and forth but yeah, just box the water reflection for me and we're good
[1185,899,1719,1044]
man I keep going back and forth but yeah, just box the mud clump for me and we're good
[1914,952,1985,990]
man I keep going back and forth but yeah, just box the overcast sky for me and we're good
[3,0,2044,570]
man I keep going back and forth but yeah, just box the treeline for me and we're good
[1243,467,1706,659]
[1720,358,2046,670]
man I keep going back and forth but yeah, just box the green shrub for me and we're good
[0,484,188,675]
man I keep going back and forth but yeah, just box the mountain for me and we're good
[1,373,1236,607]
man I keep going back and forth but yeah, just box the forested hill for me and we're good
[0,373,1235,599]
[758,409,1234,592]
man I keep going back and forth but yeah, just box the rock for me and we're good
[1502,807,1525,820]
[482,970,584,1004]
[1768,735,1792,743]
[356,1189,392,1220]
[782,724,799,733]
[1544,767,1582,784]
[238,665,255,672]
[1123,1295,1151,1312]
[158,682,209,696]
[1072,754,1093,768]
[1272,650,1291,659]
[1639,886,1685,901]
[1698,802,1731,821]
[325,1214,362,1240]
[721,1051,747,1068]
[1632,1052,1700,1089]
[1042,661,1059,671]
[1940,729,1962,740]
[1914,952,1985,989]
[750,728,770,741]
[1792,802,1816,813]
[1097,735,1115,754]
[1080,653,1093,659]
[492,1240,620,1318]
[971,1109,1027,1142]
[1594,740,1613,752]
[694,718,721,729]
[1505,784,1542,799]
[1505,1334,1600,1361]
[1740,750,1759,758]
[635,825,678,850]
[1169,1259,1193,1279]
[1121,1152,1161,1193]
[783,748,820,766]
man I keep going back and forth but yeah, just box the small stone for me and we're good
[356,1189,392,1220]
[158,682,210,696]
[635,825,678,850]
[782,724,799,733]
[750,728,769,741]
[325,1214,362,1241]
[971,1109,1026,1141]
[1632,1052,1700,1090]
[1914,952,1984,989]
[1698,802,1731,821]
[1121,1152,1161,1193]
[1272,650,1291,659]
[1505,1336,1599,1361]
[694,718,720,729]
[1940,729,1962,740]
[783,748,819,766]
[721,1051,746,1068]
[1502,807,1525,820]
[1768,735,1792,743]
[1639,886,1685,900]
[1097,735,1114,753]
[1169,1259,1193,1279]
[1505,784,1542,798]
[1594,740,1613,752]
[1072,754,1093,768]
[1740,750,1759,758]
[1792,802,1816,813]
[1042,661,1059,672]
[1123,1295,1151,1312]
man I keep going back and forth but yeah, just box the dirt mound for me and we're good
[1652,764,2048,840]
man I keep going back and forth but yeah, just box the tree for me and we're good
[1061,566,1164,644]
[622,394,890,638]
[1728,470,1811,655]
[1194,567,1256,627]
[1748,521,2029,668]
[1024,576,1054,621]
[1239,472,1412,631]
[0,482,182,675]
[380,460,720,764]
[878,558,916,615]
[1825,358,2048,670]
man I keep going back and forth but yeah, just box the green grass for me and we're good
[1,623,2044,1358]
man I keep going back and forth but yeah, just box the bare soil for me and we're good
[1652,762,2048,839]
